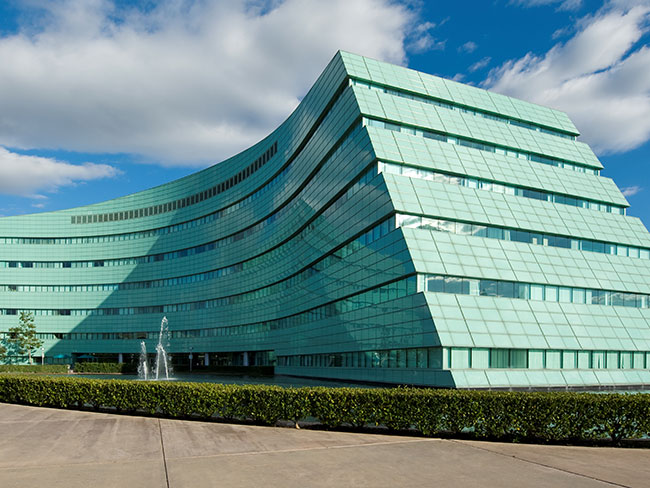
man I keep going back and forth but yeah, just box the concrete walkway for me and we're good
[0,403,648,487]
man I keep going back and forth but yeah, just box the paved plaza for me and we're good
[0,403,648,487]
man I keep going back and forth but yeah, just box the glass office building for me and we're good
[1,51,650,389]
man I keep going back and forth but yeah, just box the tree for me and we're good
[8,312,43,365]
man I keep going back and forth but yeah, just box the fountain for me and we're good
[137,316,173,380]
[137,341,149,380]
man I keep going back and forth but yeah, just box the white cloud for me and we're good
[458,41,477,53]
[621,185,643,197]
[406,21,445,53]
[551,25,573,39]
[483,4,650,154]
[0,0,425,167]
[509,0,583,11]
[0,146,120,197]
[469,56,491,73]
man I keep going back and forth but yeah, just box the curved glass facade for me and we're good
[1,51,649,389]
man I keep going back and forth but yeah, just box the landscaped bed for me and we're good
[1,374,649,445]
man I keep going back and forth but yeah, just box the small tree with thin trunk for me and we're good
[8,312,43,364]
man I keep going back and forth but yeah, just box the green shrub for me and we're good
[0,364,69,374]
[73,362,136,374]
[0,374,648,444]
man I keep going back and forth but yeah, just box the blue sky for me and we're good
[0,0,649,227]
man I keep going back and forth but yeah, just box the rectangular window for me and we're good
[510,349,528,368]
[558,287,572,303]
[620,352,632,369]
[545,286,558,302]
[450,348,470,369]
[489,349,509,368]
[572,288,585,304]
[471,348,489,369]
[426,276,444,293]
[577,351,591,369]
[592,351,605,369]
[428,348,442,369]
[480,280,498,296]
[497,281,515,298]
[444,277,465,294]
[606,351,619,369]
[562,351,576,369]
[545,350,562,368]
[416,348,428,368]
[528,350,545,369]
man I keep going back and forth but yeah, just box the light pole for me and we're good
[189,346,193,373]
[41,347,45,366]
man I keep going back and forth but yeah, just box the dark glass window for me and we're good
[497,281,515,298]
[479,280,498,296]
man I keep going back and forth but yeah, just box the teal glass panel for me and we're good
[562,351,576,369]
[593,351,606,369]
[528,350,545,369]
[471,348,489,369]
[606,351,619,370]
[546,350,562,369]
[577,351,591,369]
[451,348,470,369]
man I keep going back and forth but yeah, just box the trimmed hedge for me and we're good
[0,375,649,444]
[0,365,69,374]
[73,362,136,374]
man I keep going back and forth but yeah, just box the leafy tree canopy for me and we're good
[8,312,43,364]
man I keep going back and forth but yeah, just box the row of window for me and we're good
[0,166,378,292]
[397,214,650,260]
[0,278,418,341]
[379,161,624,215]
[0,120,362,250]
[279,347,442,369]
[449,347,649,370]
[421,273,650,309]
[5,147,288,247]
[0,127,365,279]
[279,346,649,371]
[364,117,599,175]
[71,143,278,225]
[11,83,360,245]
[351,78,577,140]
[0,210,392,303]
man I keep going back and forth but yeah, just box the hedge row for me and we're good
[0,365,69,374]
[73,362,136,374]
[1,375,649,443]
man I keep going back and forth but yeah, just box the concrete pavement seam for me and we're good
[161,438,438,461]
[158,418,171,488]
[450,440,631,488]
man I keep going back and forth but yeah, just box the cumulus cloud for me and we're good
[621,185,643,197]
[0,0,425,167]
[0,146,120,197]
[483,3,650,154]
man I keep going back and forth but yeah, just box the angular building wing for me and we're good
[1,51,649,389]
